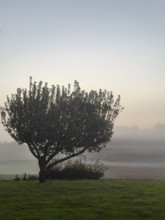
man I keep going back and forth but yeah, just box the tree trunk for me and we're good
[39,168,46,183]
[39,157,46,183]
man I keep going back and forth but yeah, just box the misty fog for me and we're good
[0,125,165,178]
[0,125,165,163]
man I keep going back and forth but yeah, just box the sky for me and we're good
[0,0,165,141]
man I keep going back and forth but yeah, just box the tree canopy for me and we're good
[1,77,123,182]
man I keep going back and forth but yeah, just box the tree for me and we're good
[0,77,123,183]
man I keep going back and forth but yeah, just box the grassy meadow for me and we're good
[0,179,165,219]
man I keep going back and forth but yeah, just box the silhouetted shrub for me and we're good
[13,175,21,181]
[13,174,38,181]
[46,160,106,180]
[22,173,27,181]
[27,174,38,180]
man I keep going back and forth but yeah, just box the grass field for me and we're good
[0,179,165,220]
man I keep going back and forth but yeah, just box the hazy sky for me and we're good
[0,0,165,137]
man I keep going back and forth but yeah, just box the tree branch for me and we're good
[27,143,40,159]
[46,142,61,164]
[46,147,87,170]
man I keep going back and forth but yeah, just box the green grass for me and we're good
[0,179,165,219]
